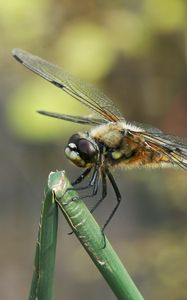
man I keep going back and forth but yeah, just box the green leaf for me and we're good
[51,170,144,300]
[29,177,58,300]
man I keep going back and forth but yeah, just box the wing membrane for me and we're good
[37,110,106,125]
[130,121,162,134]
[12,49,123,122]
[143,132,187,170]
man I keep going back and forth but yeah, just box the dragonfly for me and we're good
[12,48,187,232]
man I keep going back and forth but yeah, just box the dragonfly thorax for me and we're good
[65,133,99,168]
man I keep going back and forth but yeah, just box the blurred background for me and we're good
[0,0,187,299]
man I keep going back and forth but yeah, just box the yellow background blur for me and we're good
[0,0,187,299]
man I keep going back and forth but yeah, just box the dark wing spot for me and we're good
[51,80,64,88]
[13,54,23,64]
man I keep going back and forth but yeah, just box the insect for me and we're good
[12,48,187,232]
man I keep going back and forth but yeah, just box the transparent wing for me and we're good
[130,121,162,134]
[12,48,123,122]
[37,110,106,125]
[143,132,187,170]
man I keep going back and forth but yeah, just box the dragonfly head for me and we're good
[65,133,99,168]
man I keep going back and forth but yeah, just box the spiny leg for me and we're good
[91,170,120,249]
[73,163,99,193]
[67,165,100,235]
[77,155,102,199]
[89,171,108,249]
[71,151,102,195]
[64,167,94,199]
[72,168,92,186]
[102,170,121,233]
[64,164,100,205]
[90,171,107,214]
[80,166,100,200]
[74,154,102,197]
[59,168,92,204]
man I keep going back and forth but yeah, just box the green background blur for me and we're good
[1,0,187,299]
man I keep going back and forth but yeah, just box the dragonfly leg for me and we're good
[72,168,92,186]
[63,164,100,205]
[90,171,107,214]
[102,170,121,233]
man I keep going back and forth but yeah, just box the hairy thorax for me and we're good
[90,122,170,169]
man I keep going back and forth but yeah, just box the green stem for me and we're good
[51,170,144,300]
[29,180,58,300]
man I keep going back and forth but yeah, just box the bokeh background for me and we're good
[1,0,187,299]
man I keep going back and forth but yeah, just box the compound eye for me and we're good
[68,134,81,145]
[78,139,97,161]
